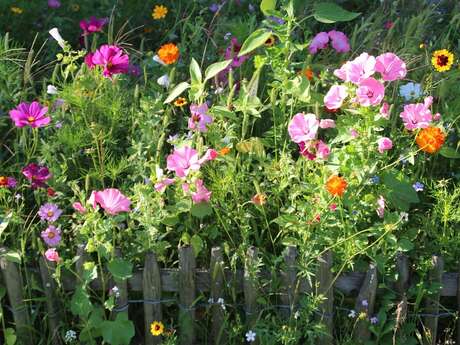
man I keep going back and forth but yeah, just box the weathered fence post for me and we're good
[143,252,162,345]
[39,257,63,345]
[0,247,32,345]
[423,255,443,345]
[281,246,298,318]
[179,246,196,345]
[394,253,410,342]
[75,244,87,281]
[244,246,259,344]
[316,251,334,345]
[210,247,226,344]
[457,260,460,345]
[113,248,129,319]
[353,263,378,343]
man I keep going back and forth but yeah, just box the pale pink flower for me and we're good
[38,203,62,222]
[166,146,201,177]
[356,77,385,106]
[319,119,336,129]
[45,248,61,262]
[334,53,376,84]
[309,32,329,54]
[316,140,331,160]
[377,137,393,153]
[375,52,407,81]
[89,188,131,215]
[191,179,212,204]
[376,196,385,218]
[328,30,350,53]
[72,202,87,214]
[154,178,175,193]
[379,102,390,119]
[188,103,213,132]
[288,113,319,143]
[399,97,434,131]
[298,140,330,160]
[324,85,348,110]
[350,128,359,138]
[41,225,61,247]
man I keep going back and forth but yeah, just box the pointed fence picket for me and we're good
[0,245,459,344]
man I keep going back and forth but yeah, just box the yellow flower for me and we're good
[150,321,164,336]
[10,6,23,14]
[152,5,168,20]
[431,49,454,72]
[71,4,80,12]
[174,97,187,107]
[358,312,367,320]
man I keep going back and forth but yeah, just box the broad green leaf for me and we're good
[204,59,232,81]
[164,82,190,104]
[236,137,265,157]
[70,286,93,318]
[101,314,135,345]
[0,212,12,238]
[5,328,16,345]
[383,173,419,211]
[260,0,276,15]
[209,105,237,120]
[1,251,21,264]
[108,258,133,280]
[161,215,179,226]
[313,2,360,23]
[398,238,414,252]
[191,202,213,219]
[191,234,204,256]
[189,58,202,85]
[0,286,6,300]
[439,146,460,159]
[238,29,272,57]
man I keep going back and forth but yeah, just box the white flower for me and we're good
[110,286,120,298]
[348,310,357,318]
[48,28,66,49]
[47,85,58,95]
[64,329,77,343]
[293,310,300,319]
[153,54,167,66]
[157,74,170,88]
[217,297,226,311]
[245,330,256,342]
[400,212,409,222]
[399,82,422,101]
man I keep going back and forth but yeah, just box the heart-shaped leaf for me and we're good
[313,2,360,23]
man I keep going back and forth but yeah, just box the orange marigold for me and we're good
[416,126,445,154]
[326,175,347,197]
[0,176,7,187]
[157,43,179,65]
[219,147,231,156]
[303,67,314,80]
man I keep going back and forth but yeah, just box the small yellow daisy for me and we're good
[152,5,168,20]
[71,4,80,12]
[150,321,164,336]
[174,97,187,107]
[10,6,23,14]
[431,49,454,72]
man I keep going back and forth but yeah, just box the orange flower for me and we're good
[326,175,347,197]
[416,126,445,154]
[303,67,314,80]
[0,176,7,187]
[251,193,267,205]
[157,43,179,65]
[219,147,231,156]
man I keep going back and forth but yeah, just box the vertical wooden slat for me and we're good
[75,244,87,281]
[394,253,410,342]
[210,247,226,344]
[316,251,334,345]
[143,252,162,345]
[353,264,378,343]
[113,248,128,319]
[456,261,460,345]
[179,246,196,345]
[244,247,259,344]
[39,257,62,345]
[281,245,298,318]
[423,255,443,345]
[0,247,32,345]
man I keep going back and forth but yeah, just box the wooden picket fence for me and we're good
[0,245,458,345]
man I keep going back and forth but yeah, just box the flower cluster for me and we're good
[309,30,350,54]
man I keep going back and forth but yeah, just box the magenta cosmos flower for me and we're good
[400,96,435,131]
[41,225,61,247]
[225,37,248,68]
[91,45,130,78]
[334,53,376,84]
[45,248,61,262]
[89,188,131,215]
[191,179,212,204]
[375,53,407,81]
[22,163,52,189]
[328,30,350,53]
[188,103,213,132]
[356,77,385,106]
[38,203,62,222]
[324,85,348,110]
[167,146,202,178]
[288,113,319,143]
[377,137,393,153]
[80,17,108,35]
[9,101,50,128]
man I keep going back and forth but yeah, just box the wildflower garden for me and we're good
[1,0,460,344]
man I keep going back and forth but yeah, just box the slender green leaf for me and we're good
[313,2,360,23]
[238,29,272,57]
[204,59,232,81]
[190,57,202,85]
[164,82,190,104]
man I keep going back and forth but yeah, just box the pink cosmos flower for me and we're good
[45,248,61,262]
[400,97,434,131]
[319,119,336,129]
[38,203,62,222]
[375,53,407,81]
[334,53,376,84]
[41,225,61,247]
[309,32,329,54]
[328,30,350,53]
[288,113,319,143]
[22,163,52,189]
[84,52,96,69]
[188,103,213,132]
[324,85,348,110]
[80,17,108,35]
[191,179,212,204]
[89,188,131,215]
[377,137,393,153]
[356,77,385,106]
[166,146,201,177]
[9,102,50,128]
[72,202,87,214]
[91,45,130,78]
[376,196,385,218]
[379,102,390,119]
[48,0,61,8]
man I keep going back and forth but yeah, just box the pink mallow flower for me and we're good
[309,32,329,54]
[400,96,435,131]
[89,188,131,215]
[299,140,330,161]
[9,101,50,128]
[41,225,61,247]
[288,113,319,143]
[375,52,407,81]
[356,77,385,106]
[188,103,213,132]
[91,45,130,78]
[376,196,385,218]
[191,179,212,204]
[45,248,61,262]
[379,102,390,119]
[334,53,376,84]
[319,119,336,129]
[38,203,62,222]
[324,85,348,110]
[328,30,350,53]
[72,202,87,214]
[80,17,108,35]
[377,137,393,153]
[167,146,202,177]
[48,0,61,8]
[22,163,52,189]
